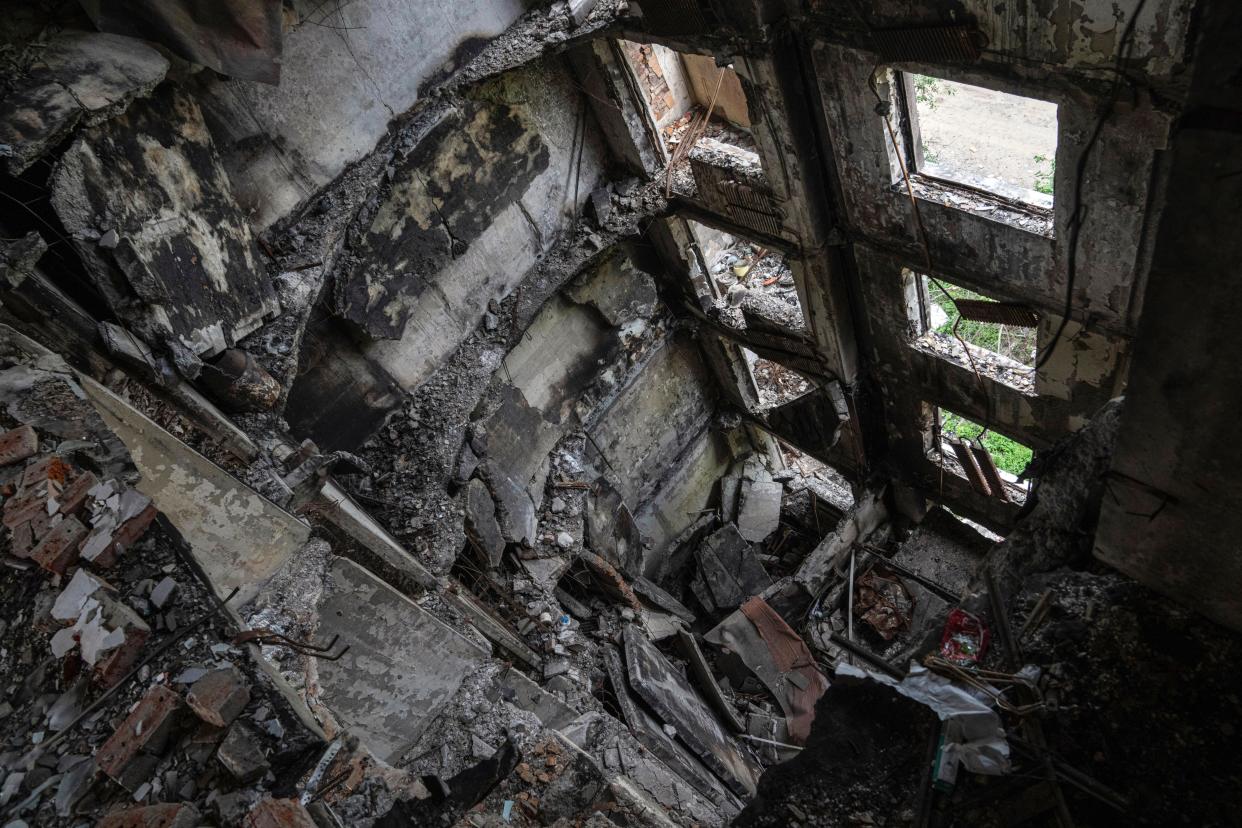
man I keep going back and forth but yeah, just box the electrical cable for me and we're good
[1034,0,1149,372]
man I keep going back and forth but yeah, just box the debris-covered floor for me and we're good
[1,1,1241,826]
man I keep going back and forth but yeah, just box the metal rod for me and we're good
[828,632,905,680]
[740,734,803,751]
[846,547,856,666]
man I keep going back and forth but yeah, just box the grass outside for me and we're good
[927,280,1036,366]
[941,411,1033,476]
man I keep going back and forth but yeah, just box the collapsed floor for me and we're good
[1,1,1241,827]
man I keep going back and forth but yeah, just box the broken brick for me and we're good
[243,798,317,828]
[84,502,157,569]
[21,454,72,488]
[186,666,250,727]
[91,596,151,688]
[3,482,59,528]
[97,802,201,828]
[0,425,37,467]
[30,514,88,574]
[9,520,34,558]
[96,685,183,789]
[55,469,98,517]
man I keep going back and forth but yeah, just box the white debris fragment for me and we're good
[51,569,103,622]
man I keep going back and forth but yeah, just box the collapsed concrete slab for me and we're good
[337,100,550,339]
[314,557,489,763]
[0,31,168,175]
[80,374,309,604]
[50,85,280,359]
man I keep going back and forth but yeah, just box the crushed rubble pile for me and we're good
[0,418,322,826]
[0,1,1238,827]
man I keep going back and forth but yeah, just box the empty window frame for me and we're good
[933,407,1032,500]
[692,219,805,333]
[904,74,1057,209]
[904,269,1038,394]
[618,41,755,156]
[742,347,813,409]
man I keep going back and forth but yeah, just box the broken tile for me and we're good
[51,569,104,622]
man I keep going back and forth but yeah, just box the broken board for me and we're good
[622,625,760,797]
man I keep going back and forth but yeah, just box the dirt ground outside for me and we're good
[913,75,1058,205]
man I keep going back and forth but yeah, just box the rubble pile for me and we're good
[0,1,1238,826]
[0,417,324,826]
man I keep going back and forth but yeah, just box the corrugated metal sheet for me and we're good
[635,0,708,35]
[871,24,985,63]
[690,156,785,239]
[954,299,1039,328]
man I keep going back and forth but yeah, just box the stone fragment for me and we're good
[0,426,37,467]
[149,577,176,609]
[216,724,268,784]
[736,480,783,543]
[96,686,182,789]
[186,667,250,728]
[464,478,505,568]
[587,187,612,227]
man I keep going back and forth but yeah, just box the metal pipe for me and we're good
[846,547,856,665]
[740,734,803,751]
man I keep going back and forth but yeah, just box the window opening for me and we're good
[907,74,1057,209]
[905,270,1037,394]
[618,41,756,158]
[691,220,804,334]
[742,347,812,408]
[933,408,1032,502]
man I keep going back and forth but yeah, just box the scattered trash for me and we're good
[939,608,990,666]
[854,568,915,641]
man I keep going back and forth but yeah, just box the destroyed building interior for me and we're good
[1,0,1240,826]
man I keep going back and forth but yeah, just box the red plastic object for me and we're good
[939,608,990,666]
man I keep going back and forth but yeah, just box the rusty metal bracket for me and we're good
[233,628,351,661]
